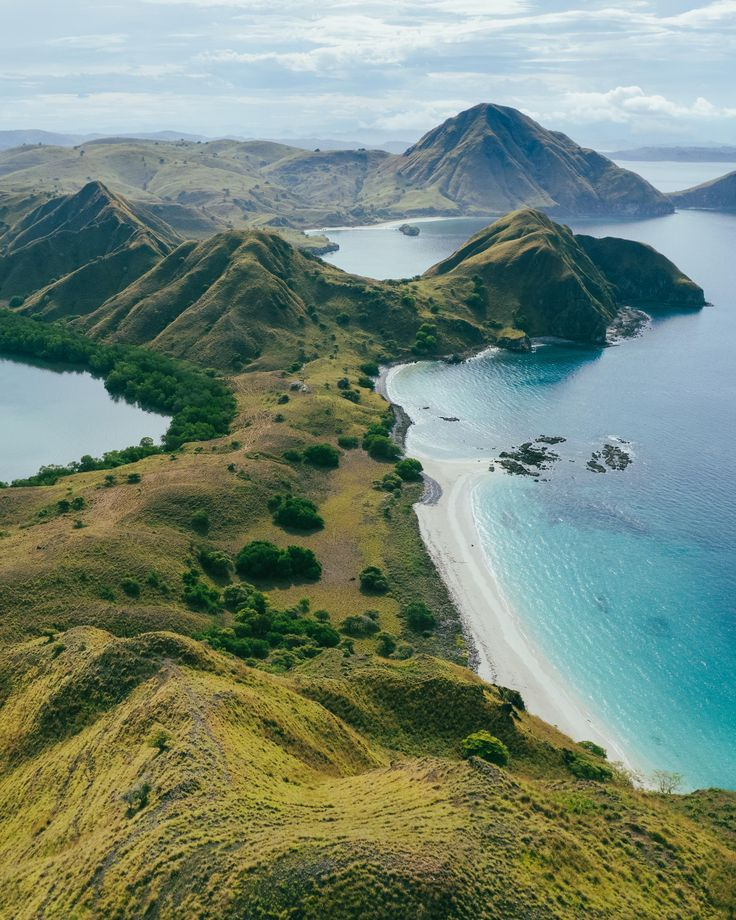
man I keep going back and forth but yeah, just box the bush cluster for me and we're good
[268,494,324,531]
[182,569,221,612]
[302,443,341,468]
[395,458,423,482]
[200,590,339,664]
[359,566,389,594]
[403,601,436,632]
[235,540,322,582]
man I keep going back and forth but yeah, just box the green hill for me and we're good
[0,181,179,317]
[0,105,673,231]
[0,626,733,918]
[73,209,704,366]
[670,169,736,211]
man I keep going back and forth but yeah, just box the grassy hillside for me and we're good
[0,625,734,918]
[0,181,179,317]
[0,104,673,233]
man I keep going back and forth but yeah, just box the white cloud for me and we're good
[546,86,736,126]
[46,34,128,50]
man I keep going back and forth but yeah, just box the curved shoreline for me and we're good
[384,363,638,772]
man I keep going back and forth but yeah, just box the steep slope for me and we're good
[370,104,672,219]
[0,628,733,919]
[0,181,180,317]
[77,212,704,367]
[670,169,736,211]
[576,235,706,307]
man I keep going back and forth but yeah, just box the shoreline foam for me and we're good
[385,365,637,772]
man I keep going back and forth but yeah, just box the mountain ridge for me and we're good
[0,104,673,236]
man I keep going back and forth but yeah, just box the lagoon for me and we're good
[0,357,170,483]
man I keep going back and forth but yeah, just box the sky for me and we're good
[1,0,735,148]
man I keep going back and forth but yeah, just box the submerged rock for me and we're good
[398,223,420,237]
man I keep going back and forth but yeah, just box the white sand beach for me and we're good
[406,446,635,770]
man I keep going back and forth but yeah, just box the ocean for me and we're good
[320,162,736,790]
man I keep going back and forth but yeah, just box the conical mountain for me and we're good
[377,104,672,219]
[0,181,180,316]
[84,229,336,369]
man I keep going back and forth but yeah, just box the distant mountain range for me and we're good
[0,104,672,234]
[610,145,736,162]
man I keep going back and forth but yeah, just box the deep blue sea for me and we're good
[322,162,736,790]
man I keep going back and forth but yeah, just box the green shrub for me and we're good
[357,376,374,389]
[190,510,210,534]
[376,632,396,657]
[380,473,403,492]
[282,448,303,463]
[223,583,267,613]
[341,614,380,638]
[413,322,438,354]
[340,389,361,403]
[285,545,322,581]
[394,642,414,660]
[563,751,613,782]
[70,496,85,511]
[127,472,141,484]
[403,601,436,631]
[360,361,380,377]
[359,566,389,594]
[337,436,359,450]
[8,295,24,308]
[182,569,220,612]
[199,547,234,578]
[303,443,340,468]
[460,731,509,766]
[121,577,141,598]
[579,740,607,759]
[363,433,401,461]
[268,494,324,531]
[395,458,423,482]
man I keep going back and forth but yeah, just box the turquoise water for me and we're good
[324,169,736,790]
[0,357,170,482]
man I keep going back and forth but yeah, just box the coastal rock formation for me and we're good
[669,169,736,211]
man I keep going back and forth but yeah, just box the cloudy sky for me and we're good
[1,0,735,147]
